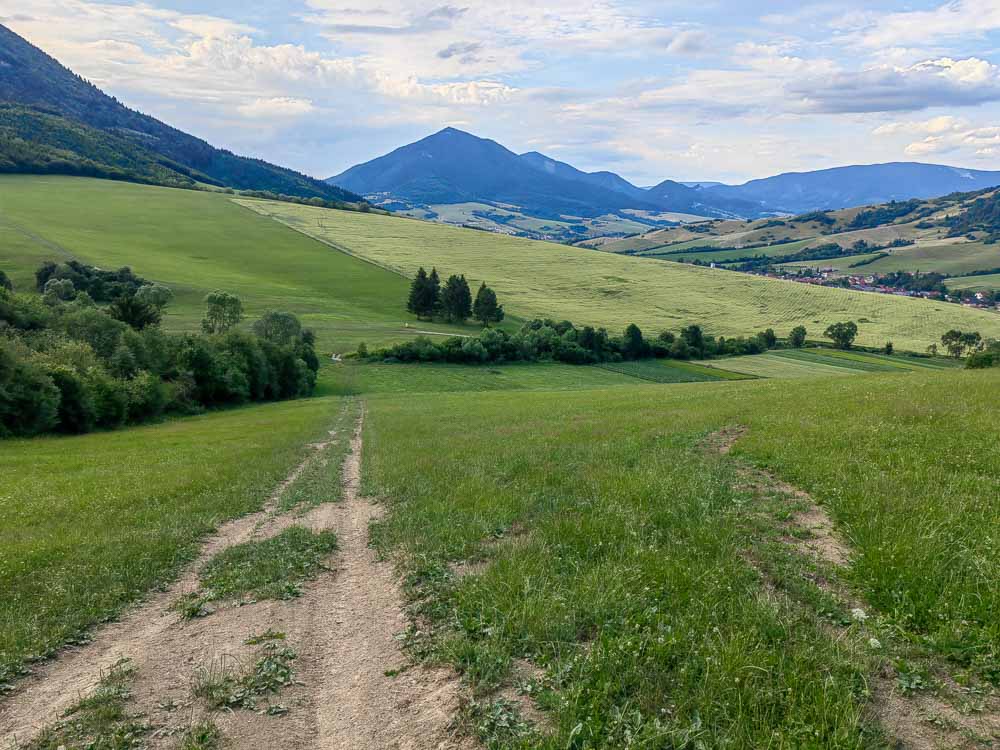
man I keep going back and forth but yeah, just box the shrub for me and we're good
[0,340,60,436]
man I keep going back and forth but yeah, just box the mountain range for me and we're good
[331,128,1000,222]
[0,24,360,203]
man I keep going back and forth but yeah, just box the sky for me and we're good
[4,0,1000,185]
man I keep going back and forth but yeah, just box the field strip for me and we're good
[1,408,470,750]
[0,427,336,746]
[706,427,1000,748]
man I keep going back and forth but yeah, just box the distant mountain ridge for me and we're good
[329,128,758,220]
[701,163,1000,214]
[331,128,1000,222]
[0,24,360,202]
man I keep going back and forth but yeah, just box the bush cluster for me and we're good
[0,270,318,438]
[369,319,785,366]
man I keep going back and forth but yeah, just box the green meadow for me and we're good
[365,368,1000,747]
[0,176,476,351]
[244,198,1000,351]
[0,396,340,682]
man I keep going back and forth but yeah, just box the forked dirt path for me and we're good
[1,409,469,750]
[706,426,1000,750]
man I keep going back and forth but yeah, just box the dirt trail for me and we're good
[0,438,326,747]
[705,426,1000,750]
[2,410,469,750]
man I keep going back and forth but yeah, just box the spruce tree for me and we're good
[473,282,504,326]
[407,267,430,318]
[428,268,442,318]
[441,274,472,323]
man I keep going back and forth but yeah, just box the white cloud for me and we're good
[237,97,316,118]
[790,57,1000,113]
[854,0,1000,49]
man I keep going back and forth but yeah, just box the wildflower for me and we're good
[851,608,868,622]
[868,637,882,650]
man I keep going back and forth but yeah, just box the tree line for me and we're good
[364,319,806,367]
[406,267,504,326]
[0,262,318,438]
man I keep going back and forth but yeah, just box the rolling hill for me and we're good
[0,24,361,202]
[240,193,1000,351]
[590,186,1000,290]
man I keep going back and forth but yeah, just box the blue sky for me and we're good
[4,0,1000,184]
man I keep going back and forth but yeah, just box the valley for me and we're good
[2,13,1000,750]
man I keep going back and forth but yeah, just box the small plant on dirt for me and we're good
[178,526,337,618]
[179,719,223,750]
[193,633,298,711]
[29,658,147,750]
[459,697,536,747]
[896,661,932,695]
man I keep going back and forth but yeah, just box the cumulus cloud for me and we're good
[874,116,1000,159]
[791,57,1000,113]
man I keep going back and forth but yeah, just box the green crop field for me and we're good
[323,361,647,395]
[946,272,1000,291]
[596,358,750,382]
[698,352,860,378]
[779,241,1000,276]
[0,396,341,682]
[0,176,479,351]
[646,238,817,264]
[244,199,1000,352]
[365,369,1000,747]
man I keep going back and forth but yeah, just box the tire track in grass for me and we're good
[705,426,1000,750]
[2,406,471,750]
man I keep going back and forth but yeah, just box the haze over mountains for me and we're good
[331,128,1000,222]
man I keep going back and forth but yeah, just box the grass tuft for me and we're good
[180,526,337,615]
[193,635,297,711]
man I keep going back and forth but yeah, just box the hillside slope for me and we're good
[0,24,360,202]
[0,176,473,350]
[240,197,1000,351]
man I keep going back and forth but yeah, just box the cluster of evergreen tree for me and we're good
[368,319,788,366]
[0,264,318,438]
[406,267,504,326]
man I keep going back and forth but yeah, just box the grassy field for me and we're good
[322,361,648,395]
[0,176,479,351]
[244,199,1000,352]
[364,369,1000,746]
[0,396,340,682]
[779,241,1000,276]
[596,358,751,382]
[699,352,860,379]
[946,272,1000,291]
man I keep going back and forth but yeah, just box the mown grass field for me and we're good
[0,176,479,350]
[244,199,1000,351]
[365,369,1000,747]
[0,396,340,682]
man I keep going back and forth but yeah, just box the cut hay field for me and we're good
[0,396,341,683]
[365,368,1000,747]
[0,176,477,351]
[243,199,1000,352]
